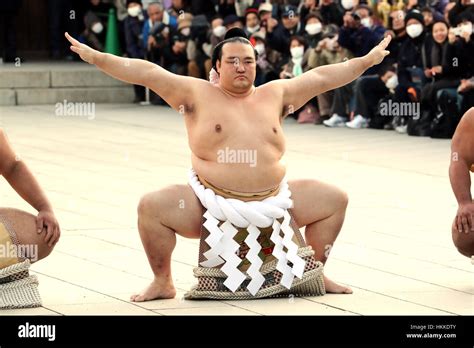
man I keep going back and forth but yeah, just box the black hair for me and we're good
[211,28,258,71]
[290,35,308,51]
[304,12,323,24]
[377,63,397,77]
[421,6,433,14]
[432,19,449,29]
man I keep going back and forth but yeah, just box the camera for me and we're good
[149,22,168,47]
[351,12,361,21]
[451,26,463,36]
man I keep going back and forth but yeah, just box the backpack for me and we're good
[430,90,461,139]
[407,110,432,136]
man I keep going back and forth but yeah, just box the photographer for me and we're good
[186,14,213,79]
[448,0,474,25]
[338,4,385,74]
[162,14,191,75]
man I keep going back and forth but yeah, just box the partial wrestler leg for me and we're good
[131,184,203,302]
[452,217,474,258]
[0,208,55,263]
[288,179,352,294]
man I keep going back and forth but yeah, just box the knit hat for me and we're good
[405,9,425,26]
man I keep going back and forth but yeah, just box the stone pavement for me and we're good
[0,104,472,315]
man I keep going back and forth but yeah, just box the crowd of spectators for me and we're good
[2,0,473,138]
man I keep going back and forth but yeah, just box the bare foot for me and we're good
[130,278,177,302]
[324,275,353,294]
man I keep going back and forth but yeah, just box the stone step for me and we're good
[15,87,134,105]
[0,70,50,88]
[51,70,127,87]
[0,68,127,88]
[0,89,16,106]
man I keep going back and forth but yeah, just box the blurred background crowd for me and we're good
[1,0,473,138]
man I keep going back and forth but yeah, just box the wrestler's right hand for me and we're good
[65,32,98,65]
[455,202,474,233]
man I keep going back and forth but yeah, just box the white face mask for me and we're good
[290,46,304,58]
[406,23,423,38]
[361,17,372,28]
[213,25,226,37]
[341,0,354,10]
[461,22,473,35]
[255,43,265,55]
[305,22,322,35]
[246,25,260,34]
[181,27,191,36]
[128,6,142,17]
[385,74,398,90]
[91,22,103,34]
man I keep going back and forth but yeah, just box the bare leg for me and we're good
[289,179,352,294]
[130,185,203,302]
[452,218,474,258]
[0,208,55,264]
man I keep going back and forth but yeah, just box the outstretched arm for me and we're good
[0,129,60,246]
[274,35,391,113]
[65,32,203,110]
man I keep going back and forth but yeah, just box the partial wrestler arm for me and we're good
[65,32,202,110]
[449,108,474,233]
[0,129,60,246]
[276,35,391,112]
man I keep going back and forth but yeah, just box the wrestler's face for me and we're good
[217,42,256,92]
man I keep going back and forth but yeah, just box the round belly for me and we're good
[191,153,286,193]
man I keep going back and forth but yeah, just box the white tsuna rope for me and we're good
[188,169,305,295]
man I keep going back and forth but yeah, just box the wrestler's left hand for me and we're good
[367,35,391,67]
[65,32,98,64]
[455,202,474,234]
[37,210,61,247]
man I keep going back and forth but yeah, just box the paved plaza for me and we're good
[0,103,472,315]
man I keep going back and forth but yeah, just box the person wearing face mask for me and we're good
[210,16,226,50]
[162,13,191,77]
[448,0,474,27]
[338,5,386,75]
[303,13,325,48]
[280,36,319,122]
[124,0,146,103]
[251,34,275,86]
[392,9,427,133]
[307,27,354,123]
[82,11,107,51]
[280,36,308,80]
[186,14,213,80]
[340,0,358,11]
[266,5,303,58]
[357,65,401,129]
[244,8,262,37]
